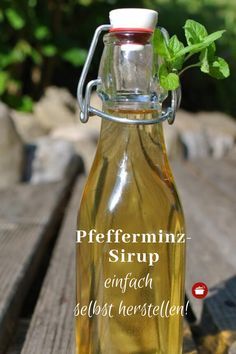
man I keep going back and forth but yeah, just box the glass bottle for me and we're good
[76,8,185,354]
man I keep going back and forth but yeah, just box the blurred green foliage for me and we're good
[0,0,235,116]
[0,0,88,111]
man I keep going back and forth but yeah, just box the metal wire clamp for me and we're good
[77,24,181,125]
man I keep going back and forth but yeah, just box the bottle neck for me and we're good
[95,30,170,171]
[97,112,170,176]
[98,30,162,113]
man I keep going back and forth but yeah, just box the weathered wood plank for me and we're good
[20,175,197,354]
[20,177,85,354]
[0,156,82,352]
[0,156,83,225]
[172,159,236,353]
[172,160,236,319]
[0,182,66,224]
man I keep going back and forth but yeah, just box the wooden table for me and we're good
[0,158,235,354]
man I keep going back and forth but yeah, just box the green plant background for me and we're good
[0,0,235,116]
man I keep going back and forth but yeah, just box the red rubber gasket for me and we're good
[110,27,153,33]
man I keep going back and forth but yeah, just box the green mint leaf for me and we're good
[153,28,170,60]
[169,35,184,54]
[184,19,208,45]
[158,64,180,90]
[200,44,216,73]
[200,49,210,73]
[153,19,230,90]
[168,35,185,70]
[202,30,226,46]
[173,30,225,59]
[208,57,230,79]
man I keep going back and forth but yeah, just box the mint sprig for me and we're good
[153,19,230,91]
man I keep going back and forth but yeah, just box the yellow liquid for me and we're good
[76,110,186,354]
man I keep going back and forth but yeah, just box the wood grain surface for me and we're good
[20,177,85,354]
[0,156,82,352]
[172,159,236,353]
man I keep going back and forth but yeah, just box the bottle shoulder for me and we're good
[78,122,185,228]
[79,152,184,222]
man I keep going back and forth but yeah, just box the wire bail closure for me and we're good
[77,25,181,125]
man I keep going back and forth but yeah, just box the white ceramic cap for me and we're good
[109,8,158,31]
